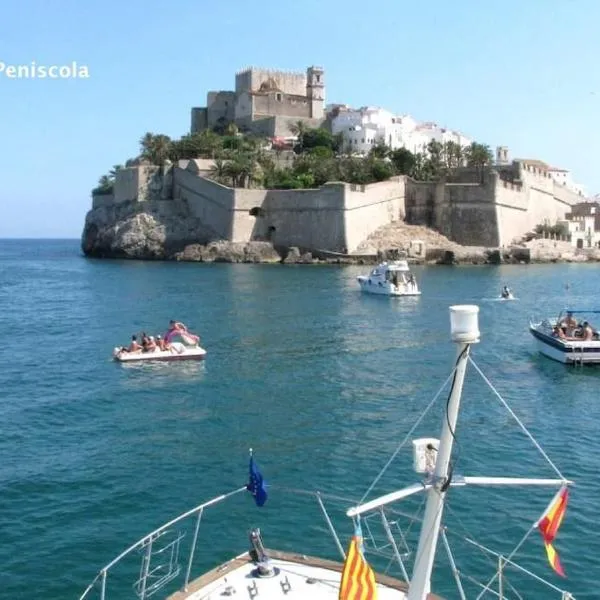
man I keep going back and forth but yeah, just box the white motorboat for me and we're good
[530,309,600,364]
[82,306,575,600]
[357,260,420,296]
[113,342,207,362]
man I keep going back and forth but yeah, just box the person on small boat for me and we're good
[582,321,594,341]
[145,336,158,352]
[119,335,143,355]
[559,312,577,337]
[165,320,200,344]
[156,334,168,351]
[552,325,567,340]
[501,286,511,299]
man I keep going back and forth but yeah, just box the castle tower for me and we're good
[306,66,325,120]
[496,146,509,165]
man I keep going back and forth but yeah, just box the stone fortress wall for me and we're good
[91,157,581,253]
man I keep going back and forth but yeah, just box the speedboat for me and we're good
[113,342,207,362]
[82,306,575,600]
[530,309,600,364]
[357,260,420,296]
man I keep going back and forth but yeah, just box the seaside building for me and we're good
[560,201,600,248]
[516,159,586,197]
[330,106,472,154]
[191,66,325,138]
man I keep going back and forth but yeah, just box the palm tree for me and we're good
[209,157,228,183]
[109,164,124,179]
[289,120,308,149]
[139,133,172,165]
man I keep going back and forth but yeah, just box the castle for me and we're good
[84,66,590,258]
[191,66,326,137]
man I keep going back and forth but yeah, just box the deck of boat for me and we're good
[168,548,443,600]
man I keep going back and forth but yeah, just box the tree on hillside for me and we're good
[289,120,308,147]
[389,147,417,176]
[442,141,463,172]
[369,142,390,160]
[426,140,444,179]
[296,127,336,154]
[140,132,172,165]
[465,142,494,182]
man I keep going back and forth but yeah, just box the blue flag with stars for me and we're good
[246,455,267,507]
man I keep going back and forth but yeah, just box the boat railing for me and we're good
[78,486,363,600]
[78,484,576,600]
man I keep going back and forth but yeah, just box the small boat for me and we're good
[82,305,575,600]
[530,309,600,364]
[112,342,207,362]
[357,260,421,296]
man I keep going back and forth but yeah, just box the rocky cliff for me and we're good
[82,198,292,263]
[81,198,217,259]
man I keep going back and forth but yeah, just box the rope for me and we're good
[359,366,458,504]
[468,357,566,481]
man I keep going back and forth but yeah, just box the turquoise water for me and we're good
[0,239,598,599]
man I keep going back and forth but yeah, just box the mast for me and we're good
[407,305,480,600]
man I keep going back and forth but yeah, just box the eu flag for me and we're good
[246,455,267,507]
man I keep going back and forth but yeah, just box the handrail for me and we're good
[79,487,247,600]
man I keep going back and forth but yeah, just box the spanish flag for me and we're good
[537,486,569,577]
[339,526,378,600]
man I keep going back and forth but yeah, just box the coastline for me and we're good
[81,239,600,266]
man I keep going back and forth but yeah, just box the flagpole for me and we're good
[408,306,480,600]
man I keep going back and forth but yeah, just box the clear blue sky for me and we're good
[1,0,599,238]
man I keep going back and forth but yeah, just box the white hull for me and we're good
[530,323,600,364]
[357,276,421,296]
[113,342,207,362]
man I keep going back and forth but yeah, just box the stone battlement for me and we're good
[91,162,581,252]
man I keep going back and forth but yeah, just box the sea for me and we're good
[0,238,598,600]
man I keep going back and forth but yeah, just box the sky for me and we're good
[1,0,599,238]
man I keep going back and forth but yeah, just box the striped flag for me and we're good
[339,525,378,600]
[537,486,569,577]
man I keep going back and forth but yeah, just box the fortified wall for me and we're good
[89,159,583,254]
[404,162,583,246]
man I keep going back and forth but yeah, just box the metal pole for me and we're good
[316,492,346,560]
[380,508,410,582]
[139,536,154,600]
[441,529,466,600]
[100,570,107,600]
[184,508,204,591]
[408,305,479,600]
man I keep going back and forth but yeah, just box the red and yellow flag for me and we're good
[339,533,378,600]
[537,486,569,577]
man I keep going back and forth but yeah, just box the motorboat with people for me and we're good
[530,308,600,364]
[357,260,420,296]
[500,285,515,300]
[82,305,575,600]
[113,320,206,363]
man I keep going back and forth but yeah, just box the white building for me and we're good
[559,204,600,248]
[330,106,472,155]
[548,167,587,197]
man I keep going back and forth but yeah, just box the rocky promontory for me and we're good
[82,198,600,266]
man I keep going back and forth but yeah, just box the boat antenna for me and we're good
[407,305,480,600]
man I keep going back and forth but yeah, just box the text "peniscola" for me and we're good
[0,61,90,79]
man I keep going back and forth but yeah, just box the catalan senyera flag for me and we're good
[339,526,378,600]
[537,486,569,577]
